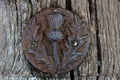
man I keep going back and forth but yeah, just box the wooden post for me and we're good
[0,0,119,80]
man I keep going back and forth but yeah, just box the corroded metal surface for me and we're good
[22,8,90,74]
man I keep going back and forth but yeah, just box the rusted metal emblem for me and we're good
[22,8,90,74]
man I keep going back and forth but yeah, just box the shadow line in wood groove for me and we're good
[66,0,72,10]
[88,0,102,79]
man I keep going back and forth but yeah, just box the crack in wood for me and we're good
[29,0,33,17]
[66,0,72,10]
[94,1,102,79]
[88,0,102,80]
[70,70,74,80]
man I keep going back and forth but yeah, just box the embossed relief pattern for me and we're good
[22,8,90,74]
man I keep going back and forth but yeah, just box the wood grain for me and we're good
[96,0,120,79]
[0,0,119,80]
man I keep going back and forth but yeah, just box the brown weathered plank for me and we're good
[96,0,120,79]
[71,0,98,79]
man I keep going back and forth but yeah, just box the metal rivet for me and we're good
[73,41,78,47]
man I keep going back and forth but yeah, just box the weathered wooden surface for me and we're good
[0,0,119,80]
[96,0,120,79]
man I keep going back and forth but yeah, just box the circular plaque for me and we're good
[22,8,90,74]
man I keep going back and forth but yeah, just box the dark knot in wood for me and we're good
[22,8,90,74]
